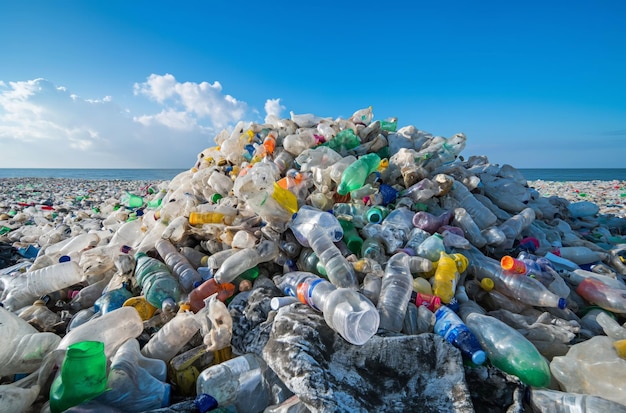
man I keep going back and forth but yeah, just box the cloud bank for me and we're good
[0,74,285,168]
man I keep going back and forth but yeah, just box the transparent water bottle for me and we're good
[213,240,279,284]
[307,225,358,289]
[141,306,201,363]
[377,252,413,333]
[529,388,626,413]
[155,238,202,292]
[275,271,379,345]
[289,205,343,247]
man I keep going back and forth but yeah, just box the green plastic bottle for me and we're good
[465,312,551,387]
[337,153,381,195]
[321,128,361,154]
[338,219,364,255]
[134,252,182,310]
[49,341,108,413]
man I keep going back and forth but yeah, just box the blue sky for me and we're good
[1,1,624,169]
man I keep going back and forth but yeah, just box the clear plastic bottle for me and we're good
[68,277,109,312]
[415,233,445,262]
[529,388,626,413]
[307,225,358,289]
[412,211,452,234]
[275,271,379,345]
[196,353,273,412]
[141,306,201,363]
[452,208,487,248]
[0,305,61,376]
[434,305,486,365]
[213,240,279,284]
[449,181,497,229]
[155,238,202,292]
[465,312,551,387]
[377,252,413,333]
[497,207,536,247]
[93,284,133,315]
[58,306,144,359]
[337,153,381,195]
[289,205,343,247]
[332,202,371,228]
[134,252,182,310]
[576,277,626,313]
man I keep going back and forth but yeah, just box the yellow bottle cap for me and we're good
[614,340,626,359]
[480,278,495,292]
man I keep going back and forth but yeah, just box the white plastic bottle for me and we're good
[141,306,201,363]
[213,240,279,285]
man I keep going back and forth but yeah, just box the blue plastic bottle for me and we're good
[434,305,486,365]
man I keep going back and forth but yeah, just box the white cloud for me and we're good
[0,75,285,168]
[134,73,247,129]
[264,98,285,124]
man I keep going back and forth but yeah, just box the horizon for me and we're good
[1,1,625,169]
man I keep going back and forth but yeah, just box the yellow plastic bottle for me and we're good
[432,251,459,303]
[188,211,234,226]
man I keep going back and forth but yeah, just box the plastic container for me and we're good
[412,211,452,234]
[465,312,551,387]
[49,341,108,413]
[276,271,379,345]
[338,219,363,255]
[551,336,626,406]
[134,252,182,310]
[196,353,272,412]
[93,284,133,315]
[97,338,170,412]
[576,277,626,314]
[189,278,236,313]
[434,305,486,365]
[307,225,358,289]
[432,251,464,304]
[415,233,445,262]
[376,252,413,333]
[58,306,143,359]
[450,180,497,229]
[289,205,343,247]
[0,305,61,376]
[336,153,381,195]
[141,307,202,363]
[155,238,202,292]
[529,388,626,413]
[213,240,279,284]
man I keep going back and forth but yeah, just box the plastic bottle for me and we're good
[93,284,133,315]
[322,128,362,155]
[97,338,171,412]
[415,233,445,262]
[155,238,202,292]
[400,178,439,203]
[307,225,358,289]
[432,251,466,304]
[576,277,626,314]
[17,299,62,331]
[449,181,497,229]
[196,353,275,412]
[0,306,61,376]
[68,277,109,312]
[377,252,413,333]
[49,341,109,413]
[189,278,236,313]
[338,219,363,255]
[433,305,486,365]
[558,246,608,266]
[361,237,386,263]
[452,208,487,248]
[58,306,143,359]
[412,211,452,234]
[134,252,182,310]
[497,207,536,247]
[550,336,626,406]
[289,205,344,247]
[410,291,441,312]
[332,202,371,228]
[529,388,626,413]
[141,305,202,363]
[213,240,279,284]
[275,271,379,345]
[337,153,381,195]
[465,312,551,387]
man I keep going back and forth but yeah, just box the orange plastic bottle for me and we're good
[189,278,235,313]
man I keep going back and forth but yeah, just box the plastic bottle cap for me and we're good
[58,255,71,263]
[195,394,218,413]
[472,351,487,365]
[558,298,567,310]
[480,278,494,292]
[178,303,191,312]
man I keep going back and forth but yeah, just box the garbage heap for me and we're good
[2,107,626,413]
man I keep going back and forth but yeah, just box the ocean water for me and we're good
[0,168,625,182]
[0,168,186,181]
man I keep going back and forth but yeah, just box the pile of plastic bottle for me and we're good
[2,106,626,412]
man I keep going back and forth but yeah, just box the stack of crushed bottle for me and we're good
[2,106,626,412]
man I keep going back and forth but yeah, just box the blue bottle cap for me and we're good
[59,255,71,263]
[195,393,218,413]
[472,350,487,366]
[558,298,567,310]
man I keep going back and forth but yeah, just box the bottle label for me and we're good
[296,278,323,311]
